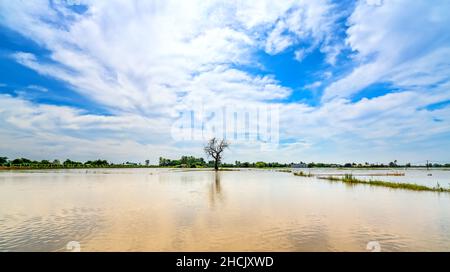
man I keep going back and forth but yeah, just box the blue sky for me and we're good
[0,0,449,164]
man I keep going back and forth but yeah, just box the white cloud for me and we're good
[1,1,260,113]
[1,0,344,114]
[279,89,450,162]
[0,94,193,162]
[0,0,450,163]
[265,21,294,54]
[323,0,450,101]
[26,85,48,92]
[263,0,343,63]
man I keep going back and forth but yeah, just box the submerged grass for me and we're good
[218,168,240,171]
[293,171,314,177]
[318,174,450,193]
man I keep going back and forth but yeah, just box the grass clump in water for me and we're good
[319,174,450,193]
[293,171,314,177]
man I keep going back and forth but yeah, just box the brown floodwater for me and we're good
[0,168,449,252]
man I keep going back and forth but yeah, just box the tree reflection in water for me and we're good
[209,171,224,206]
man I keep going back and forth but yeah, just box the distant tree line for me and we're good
[338,161,450,168]
[1,156,449,169]
[0,157,155,169]
[159,156,207,168]
[231,161,290,168]
[158,157,293,168]
[158,158,450,169]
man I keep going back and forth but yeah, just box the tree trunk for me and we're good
[214,159,219,171]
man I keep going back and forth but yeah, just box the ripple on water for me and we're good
[0,208,105,252]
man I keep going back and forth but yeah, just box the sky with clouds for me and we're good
[0,0,449,164]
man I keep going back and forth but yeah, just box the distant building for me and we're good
[291,162,307,168]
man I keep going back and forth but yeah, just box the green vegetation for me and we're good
[0,157,154,170]
[159,156,206,168]
[1,155,450,171]
[255,161,267,168]
[159,157,292,169]
[302,161,450,168]
[318,174,450,193]
[0,157,8,165]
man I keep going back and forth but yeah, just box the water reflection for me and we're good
[209,172,224,206]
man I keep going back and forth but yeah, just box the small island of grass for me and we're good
[317,174,450,193]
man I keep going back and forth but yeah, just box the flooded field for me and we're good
[1,168,449,252]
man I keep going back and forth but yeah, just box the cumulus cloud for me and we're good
[2,1,263,115]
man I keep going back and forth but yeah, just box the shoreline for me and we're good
[1,166,450,171]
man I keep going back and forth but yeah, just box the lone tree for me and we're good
[204,138,229,171]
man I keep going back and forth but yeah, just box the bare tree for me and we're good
[204,138,229,171]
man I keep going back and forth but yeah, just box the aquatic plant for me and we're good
[293,171,314,177]
[318,175,450,193]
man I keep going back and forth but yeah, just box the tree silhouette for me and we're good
[204,138,229,171]
[0,157,8,165]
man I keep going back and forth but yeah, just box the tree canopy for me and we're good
[204,138,229,171]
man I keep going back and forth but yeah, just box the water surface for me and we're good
[1,168,449,251]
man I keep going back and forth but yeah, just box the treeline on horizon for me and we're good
[0,157,148,169]
[1,156,449,169]
[159,157,450,168]
[158,156,290,168]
